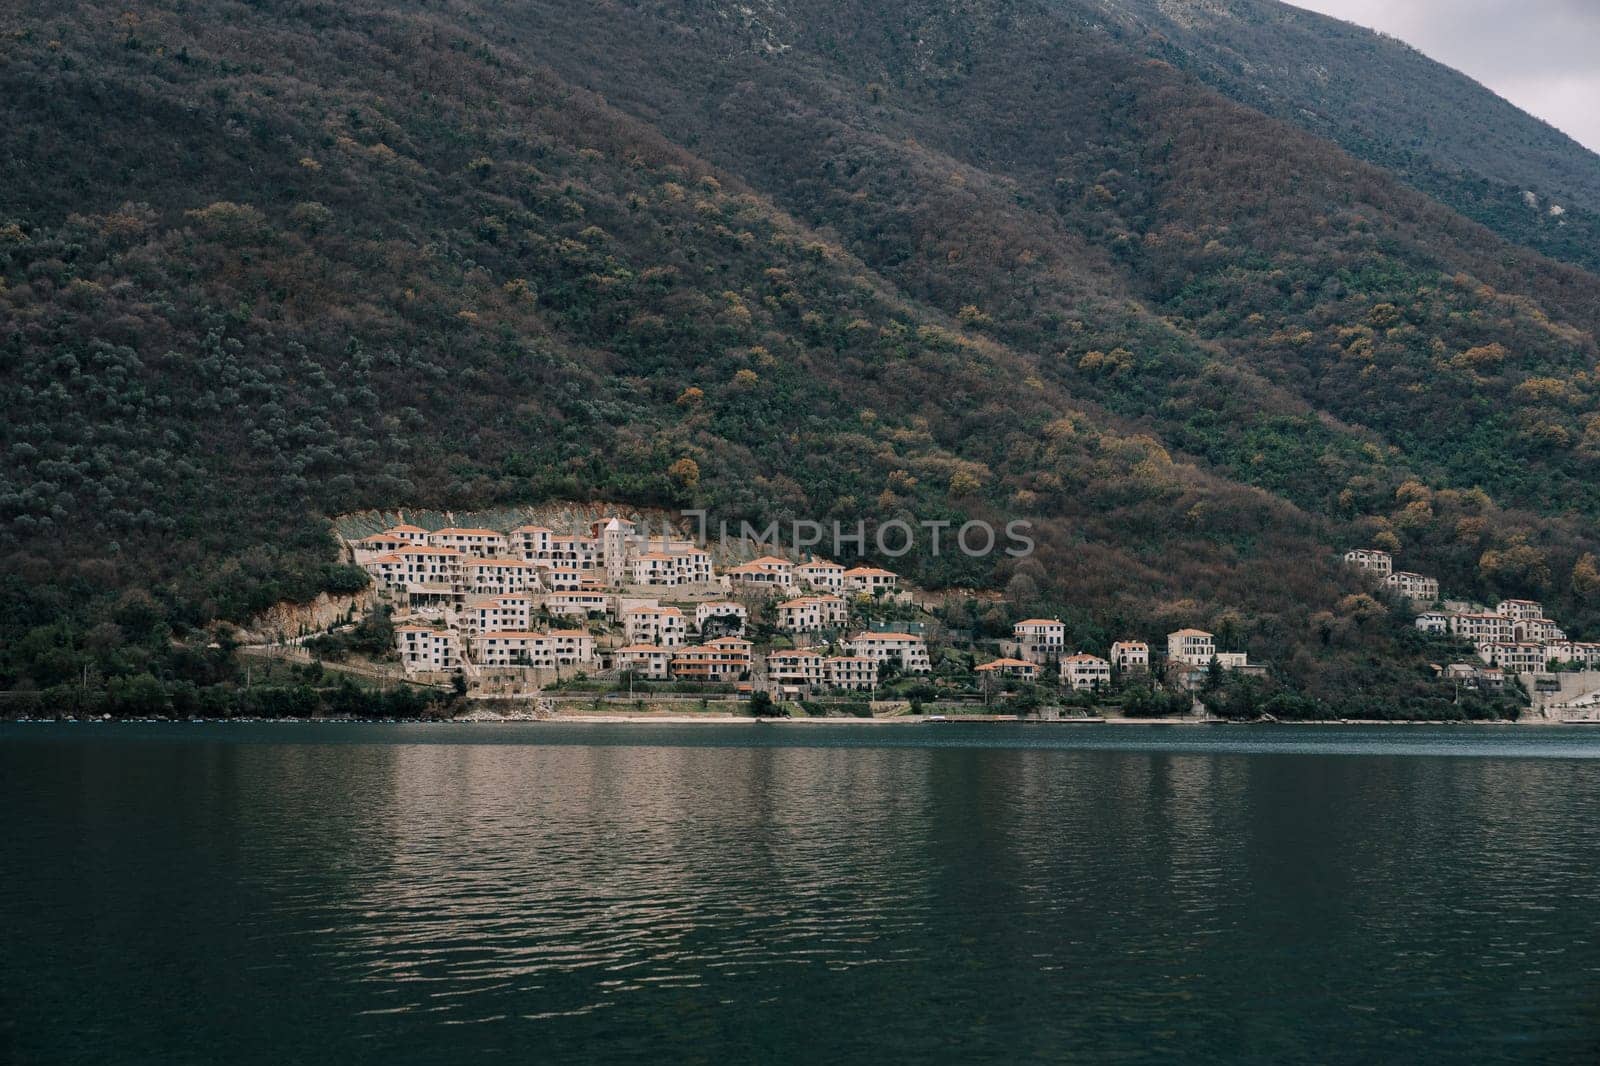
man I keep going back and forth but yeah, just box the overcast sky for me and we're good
[1286,1,1600,154]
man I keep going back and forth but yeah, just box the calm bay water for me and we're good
[2,722,1599,1064]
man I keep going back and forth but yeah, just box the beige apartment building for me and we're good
[843,566,899,595]
[1061,653,1112,691]
[794,559,847,593]
[670,638,754,683]
[472,629,596,669]
[612,645,674,680]
[1385,571,1440,602]
[824,656,878,691]
[1110,640,1149,672]
[428,528,508,557]
[395,626,462,673]
[768,650,827,692]
[1013,618,1066,664]
[976,658,1040,682]
[848,632,932,673]
[622,605,686,648]
[1342,548,1394,576]
[776,595,849,633]
[695,601,748,634]
[462,595,534,635]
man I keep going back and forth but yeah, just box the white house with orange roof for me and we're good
[465,558,542,596]
[724,555,795,590]
[1061,653,1112,691]
[1449,612,1515,644]
[541,590,608,618]
[612,645,674,681]
[695,601,748,635]
[428,527,507,557]
[976,658,1040,682]
[1167,629,1216,665]
[1495,599,1545,621]
[1013,618,1066,663]
[462,595,534,635]
[548,534,602,570]
[1476,642,1545,674]
[372,546,465,598]
[533,563,597,592]
[1110,640,1149,672]
[509,524,554,558]
[1342,548,1393,576]
[794,558,847,593]
[623,605,686,647]
[670,638,753,682]
[628,548,714,588]
[1514,618,1566,644]
[472,629,595,669]
[842,566,898,595]
[354,526,426,554]
[1385,571,1439,603]
[775,595,849,633]
[848,631,931,673]
[767,650,826,693]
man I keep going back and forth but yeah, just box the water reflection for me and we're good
[2,725,1599,1063]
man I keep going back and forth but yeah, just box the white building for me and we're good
[776,595,849,633]
[541,590,609,618]
[509,524,553,559]
[1110,640,1150,672]
[976,658,1040,682]
[794,559,847,593]
[824,656,878,692]
[1515,618,1566,644]
[629,548,714,588]
[1013,618,1067,664]
[396,626,461,673]
[724,556,794,590]
[465,558,542,596]
[612,644,673,681]
[428,527,507,557]
[462,595,534,635]
[1495,599,1545,622]
[670,638,754,683]
[1060,653,1112,691]
[1414,612,1449,634]
[1167,629,1216,665]
[695,601,748,635]
[472,630,596,669]
[1343,548,1394,576]
[1477,642,1545,674]
[768,650,826,693]
[369,546,465,598]
[1385,571,1440,603]
[1450,612,1514,644]
[842,566,898,595]
[622,605,686,648]
[848,632,932,674]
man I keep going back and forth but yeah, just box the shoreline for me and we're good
[3,714,1589,726]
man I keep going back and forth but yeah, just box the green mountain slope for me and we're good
[1067,0,1600,272]
[3,0,1599,713]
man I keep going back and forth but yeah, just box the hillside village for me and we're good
[346,515,1273,712]
[1342,548,1600,698]
[323,514,1600,718]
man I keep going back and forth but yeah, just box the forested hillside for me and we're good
[3,0,1600,712]
[1070,0,1600,273]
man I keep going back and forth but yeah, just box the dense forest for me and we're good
[1071,0,1600,275]
[2,0,1599,714]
